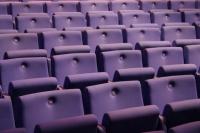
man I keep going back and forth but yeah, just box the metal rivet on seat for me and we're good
[165,13,169,18]
[176,28,182,33]
[122,2,127,7]
[168,81,176,88]
[162,50,168,57]
[92,3,96,7]
[59,4,64,8]
[140,30,145,34]
[21,62,28,69]
[180,1,185,6]
[133,14,138,19]
[111,88,120,96]
[48,96,56,105]
[59,34,66,41]
[120,54,126,60]
[66,17,72,22]
[73,57,79,63]
[101,16,106,20]
[13,37,20,43]
[31,18,37,23]
[25,4,30,9]
[102,32,107,37]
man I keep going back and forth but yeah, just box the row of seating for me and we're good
[0,9,199,31]
[1,73,200,133]
[0,0,199,15]
[0,24,198,58]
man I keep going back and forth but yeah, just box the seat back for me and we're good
[85,81,144,122]
[141,0,168,11]
[110,1,139,12]
[0,15,13,30]
[0,57,49,93]
[170,0,196,10]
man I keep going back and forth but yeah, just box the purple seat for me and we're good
[8,77,57,97]
[184,45,200,71]
[113,67,155,82]
[183,10,200,24]
[53,12,86,30]
[0,33,39,59]
[126,28,161,48]
[64,27,93,32]
[170,0,196,10]
[79,1,109,14]
[15,13,51,32]
[0,96,15,131]
[0,3,9,15]
[34,115,98,133]
[102,105,162,133]
[144,75,198,111]
[157,64,197,77]
[135,41,172,50]
[51,45,90,56]
[0,15,13,30]
[52,53,98,86]
[86,11,118,28]
[169,121,200,133]
[161,26,196,42]
[11,2,44,17]
[0,128,26,133]
[173,39,200,47]
[4,49,47,59]
[151,11,182,26]
[163,99,200,128]
[45,1,78,15]
[143,47,184,71]
[140,0,168,11]
[84,29,123,52]
[130,23,159,28]
[98,50,143,80]
[41,31,83,57]
[119,10,151,27]
[85,81,144,122]
[0,57,49,93]
[14,89,84,133]
[110,1,139,12]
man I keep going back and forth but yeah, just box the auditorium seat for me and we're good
[40,31,83,56]
[143,47,184,71]
[102,105,163,133]
[119,10,151,27]
[9,77,57,99]
[0,33,39,59]
[86,11,118,28]
[84,29,123,52]
[110,0,139,12]
[161,25,196,42]
[0,96,15,131]
[45,1,78,15]
[4,49,47,59]
[53,12,86,30]
[163,99,200,129]
[182,10,200,24]
[0,57,49,93]
[140,0,168,11]
[0,2,9,15]
[11,2,44,17]
[170,0,196,10]
[144,75,198,112]
[150,10,182,26]
[52,53,99,86]
[98,49,143,80]
[85,81,144,122]
[34,115,100,133]
[126,27,161,48]
[0,15,13,30]
[79,1,109,14]
[15,13,52,32]
[14,89,84,133]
